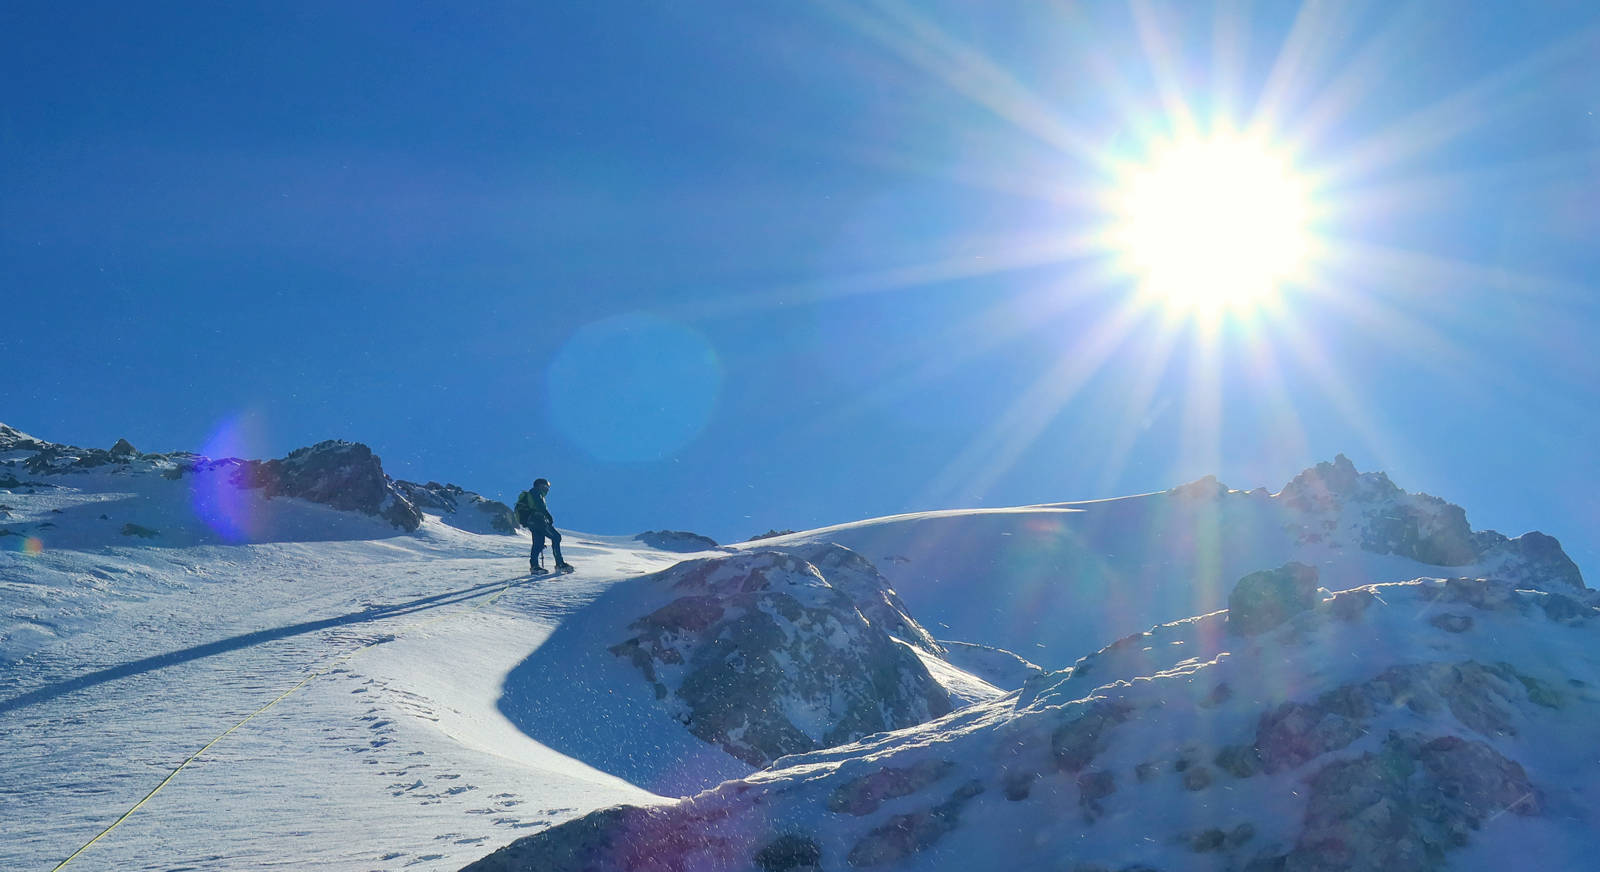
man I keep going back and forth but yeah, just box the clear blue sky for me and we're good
[3,2,1596,572]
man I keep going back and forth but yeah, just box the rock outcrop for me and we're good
[608,549,952,768]
[232,441,422,531]
[1276,454,1584,589]
[465,566,1599,872]
[634,530,721,552]
[396,480,516,534]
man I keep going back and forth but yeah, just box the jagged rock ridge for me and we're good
[1,423,514,535]
[1273,454,1583,589]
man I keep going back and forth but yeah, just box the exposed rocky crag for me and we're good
[1,423,508,534]
[231,441,422,531]
[396,479,516,534]
[465,565,1599,871]
[608,548,953,768]
[1273,454,1583,589]
[634,530,721,552]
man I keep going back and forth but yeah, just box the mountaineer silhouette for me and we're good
[515,478,573,574]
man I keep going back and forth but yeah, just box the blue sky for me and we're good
[3,2,1596,572]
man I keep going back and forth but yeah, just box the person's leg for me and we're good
[529,529,545,570]
[549,527,567,567]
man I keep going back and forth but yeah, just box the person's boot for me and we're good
[530,559,545,574]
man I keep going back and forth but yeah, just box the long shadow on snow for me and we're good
[0,575,531,715]
[497,575,753,799]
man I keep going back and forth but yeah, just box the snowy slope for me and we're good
[462,570,1600,872]
[1,426,698,871]
[739,457,1584,669]
[5,424,1591,872]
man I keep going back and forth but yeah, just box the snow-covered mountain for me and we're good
[464,568,1598,872]
[742,454,1583,669]
[2,422,1590,872]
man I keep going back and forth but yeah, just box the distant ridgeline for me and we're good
[1171,453,1584,591]
[0,422,514,535]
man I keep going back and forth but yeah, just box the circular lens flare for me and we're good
[1111,133,1314,319]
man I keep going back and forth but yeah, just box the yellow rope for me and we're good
[50,573,528,870]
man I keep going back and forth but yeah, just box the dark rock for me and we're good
[828,760,956,816]
[1229,563,1320,636]
[746,529,797,541]
[1002,770,1036,800]
[1282,732,1537,872]
[1497,531,1585,590]
[755,834,822,872]
[109,438,137,456]
[1537,592,1593,623]
[1191,829,1227,852]
[1326,588,1376,622]
[1198,682,1233,707]
[611,551,952,767]
[458,804,728,872]
[1215,744,1261,778]
[1170,475,1228,500]
[1428,613,1473,633]
[394,480,515,534]
[1077,769,1116,819]
[845,780,984,867]
[120,523,159,539]
[1182,765,1214,791]
[233,441,421,531]
[771,542,944,654]
[634,530,720,552]
[1052,699,1135,772]
[1227,823,1257,847]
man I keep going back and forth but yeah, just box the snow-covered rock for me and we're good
[609,549,953,767]
[633,529,721,552]
[0,423,455,535]
[1278,454,1583,589]
[743,456,1585,669]
[463,566,1600,871]
[231,440,422,532]
[396,479,517,534]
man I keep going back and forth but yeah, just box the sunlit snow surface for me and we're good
[0,472,689,871]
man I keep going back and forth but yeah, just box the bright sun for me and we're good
[1110,134,1315,319]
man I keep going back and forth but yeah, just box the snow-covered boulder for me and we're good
[463,567,1600,872]
[231,440,422,531]
[633,529,721,552]
[609,549,953,767]
[395,479,516,534]
[1227,561,1320,636]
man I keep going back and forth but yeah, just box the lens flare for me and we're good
[22,537,44,556]
[192,413,268,543]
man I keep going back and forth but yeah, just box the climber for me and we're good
[515,478,573,574]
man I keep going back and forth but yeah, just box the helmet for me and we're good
[533,478,550,491]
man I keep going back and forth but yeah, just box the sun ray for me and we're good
[1268,305,1410,476]
[1252,0,1368,131]
[920,299,1154,506]
[818,0,1110,169]
[1130,0,1202,139]
[1319,23,1600,182]
[673,230,1102,322]
[1090,314,1187,496]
